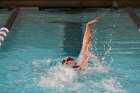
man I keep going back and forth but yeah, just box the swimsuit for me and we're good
[72,65,82,72]
[72,66,80,68]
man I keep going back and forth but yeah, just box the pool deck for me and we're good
[0,0,140,8]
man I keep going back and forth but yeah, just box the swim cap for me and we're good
[62,57,74,64]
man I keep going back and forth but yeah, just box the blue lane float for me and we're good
[0,8,19,46]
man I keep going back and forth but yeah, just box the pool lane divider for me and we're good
[0,8,20,46]
[126,7,140,31]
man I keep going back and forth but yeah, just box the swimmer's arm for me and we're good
[81,17,99,51]
[77,17,99,69]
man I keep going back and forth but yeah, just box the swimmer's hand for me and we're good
[87,17,100,25]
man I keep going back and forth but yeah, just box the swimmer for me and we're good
[62,17,100,71]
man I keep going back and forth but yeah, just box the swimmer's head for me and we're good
[62,57,75,67]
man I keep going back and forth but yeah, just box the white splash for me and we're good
[38,65,78,89]
[32,58,127,93]
[102,78,127,93]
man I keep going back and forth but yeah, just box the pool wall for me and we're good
[0,0,140,8]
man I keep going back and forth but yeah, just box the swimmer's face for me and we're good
[62,57,75,67]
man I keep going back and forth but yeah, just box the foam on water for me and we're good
[31,57,127,93]
[101,78,127,93]
[38,65,78,89]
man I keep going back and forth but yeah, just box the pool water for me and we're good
[0,8,140,93]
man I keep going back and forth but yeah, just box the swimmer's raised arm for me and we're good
[81,17,99,51]
[77,17,99,69]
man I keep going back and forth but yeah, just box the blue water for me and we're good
[0,8,140,93]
